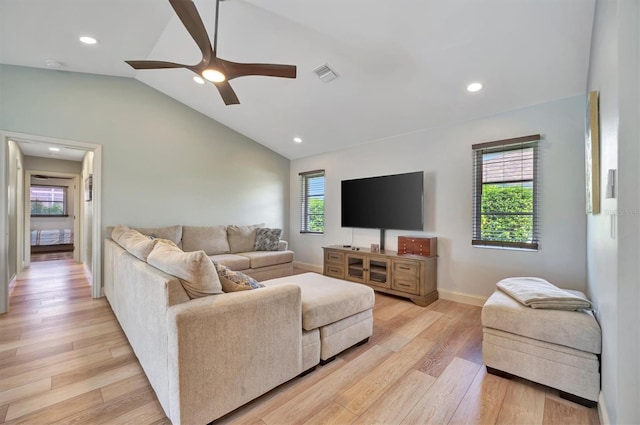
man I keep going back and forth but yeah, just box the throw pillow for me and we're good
[227,224,264,253]
[111,224,130,243]
[254,228,283,251]
[117,228,157,261]
[212,261,262,292]
[147,241,222,299]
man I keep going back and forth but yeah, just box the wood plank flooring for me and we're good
[0,259,600,424]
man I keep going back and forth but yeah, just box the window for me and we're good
[472,134,539,249]
[30,185,68,217]
[300,170,325,233]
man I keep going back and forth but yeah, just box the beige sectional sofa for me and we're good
[109,224,294,280]
[103,225,374,425]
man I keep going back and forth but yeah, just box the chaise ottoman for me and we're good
[263,272,375,366]
[481,288,601,406]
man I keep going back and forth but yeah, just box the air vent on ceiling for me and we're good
[313,63,338,82]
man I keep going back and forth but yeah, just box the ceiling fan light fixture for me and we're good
[202,69,226,83]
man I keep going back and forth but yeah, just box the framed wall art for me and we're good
[585,90,600,214]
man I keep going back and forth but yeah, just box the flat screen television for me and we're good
[341,171,424,233]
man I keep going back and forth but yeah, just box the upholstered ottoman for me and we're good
[263,272,375,364]
[481,288,601,406]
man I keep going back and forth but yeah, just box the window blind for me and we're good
[300,170,325,233]
[30,185,68,217]
[472,134,540,250]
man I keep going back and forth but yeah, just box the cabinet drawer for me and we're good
[324,264,344,279]
[393,260,419,277]
[325,250,345,264]
[392,276,419,295]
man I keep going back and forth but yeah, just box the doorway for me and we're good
[1,131,103,314]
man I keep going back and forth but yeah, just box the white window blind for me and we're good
[472,134,540,250]
[300,170,325,234]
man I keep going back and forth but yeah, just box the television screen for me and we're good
[341,171,424,231]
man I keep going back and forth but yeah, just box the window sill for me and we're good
[31,215,69,218]
[472,244,538,252]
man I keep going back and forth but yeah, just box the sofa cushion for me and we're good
[481,288,601,354]
[182,225,230,255]
[238,251,294,269]
[263,272,375,331]
[212,261,262,292]
[134,225,183,246]
[116,228,157,261]
[208,254,251,270]
[147,241,222,299]
[227,224,263,253]
[254,228,283,251]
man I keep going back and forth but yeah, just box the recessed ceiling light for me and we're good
[293,137,302,143]
[48,147,60,152]
[466,82,483,93]
[193,76,205,85]
[79,36,97,45]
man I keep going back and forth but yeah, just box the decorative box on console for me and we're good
[397,236,437,257]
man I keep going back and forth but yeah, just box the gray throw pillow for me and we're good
[254,228,283,251]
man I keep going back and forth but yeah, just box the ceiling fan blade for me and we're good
[126,60,186,70]
[168,0,214,62]
[214,80,240,105]
[223,61,297,80]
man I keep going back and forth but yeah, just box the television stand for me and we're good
[323,243,438,307]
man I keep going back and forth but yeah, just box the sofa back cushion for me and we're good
[147,241,222,299]
[182,225,230,255]
[227,224,263,253]
[133,225,183,247]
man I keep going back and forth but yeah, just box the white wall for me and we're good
[290,95,587,299]
[23,156,82,174]
[586,0,640,423]
[0,64,290,237]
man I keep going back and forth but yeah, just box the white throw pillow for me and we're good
[117,229,157,261]
[147,241,222,299]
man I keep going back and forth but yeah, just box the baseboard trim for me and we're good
[293,261,322,274]
[438,289,487,307]
[598,392,610,425]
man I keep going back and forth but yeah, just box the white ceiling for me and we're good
[0,0,595,160]
[15,140,87,162]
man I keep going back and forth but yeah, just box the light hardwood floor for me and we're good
[0,259,600,424]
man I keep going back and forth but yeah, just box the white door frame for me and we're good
[1,131,103,314]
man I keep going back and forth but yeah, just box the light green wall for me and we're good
[586,0,640,423]
[0,64,290,236]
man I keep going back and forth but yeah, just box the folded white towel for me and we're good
[496,277,593,311]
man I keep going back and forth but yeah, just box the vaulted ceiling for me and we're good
[0,0,595,159]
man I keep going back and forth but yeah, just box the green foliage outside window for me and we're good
[31,201,65,216]
[307,198,325,232]
[481,184,533,243]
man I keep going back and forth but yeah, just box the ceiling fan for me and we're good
[125,0,296,105]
